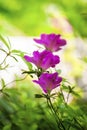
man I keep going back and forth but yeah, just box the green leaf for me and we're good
[1,78,5,88]
[12,50,33,70]
[72,90,80,97]
[22,70,36,75]
[25,62,33,71]
[3,123,11,130]
[10,55,18,62]
[11,49,22,53]
[35,94,43,98]
[0,64,9,70]
[61,84,69,92]
[11,49,26,56]
[0,34,11,50]
[0,48,7,53]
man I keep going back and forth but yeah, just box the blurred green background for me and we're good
[0,0,87,37]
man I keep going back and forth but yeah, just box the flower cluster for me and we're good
[24,33,66,94]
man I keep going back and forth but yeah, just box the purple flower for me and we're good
[24,50,60,70]
[34,33,66,52]
[33,72,62,93]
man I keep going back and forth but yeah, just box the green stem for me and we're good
[47,96,66,130]
[47,99,60,128]
[0,55,8,66]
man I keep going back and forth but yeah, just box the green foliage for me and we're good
[0,79,58,130]
[0,0,87,37]
[0,78,87,130]
[55,0,87,37]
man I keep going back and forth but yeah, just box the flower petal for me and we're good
[33,72,62,93]
[34,33,67,52]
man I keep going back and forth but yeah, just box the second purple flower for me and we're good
[24,50,60,70]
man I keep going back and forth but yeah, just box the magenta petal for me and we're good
[24,50,60,70]
[33,72,62,93]
[33,33,67,52]
[33,79,47,93]
[24,55,33,62]
[33,39,43,44]
[60,39,66,46]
